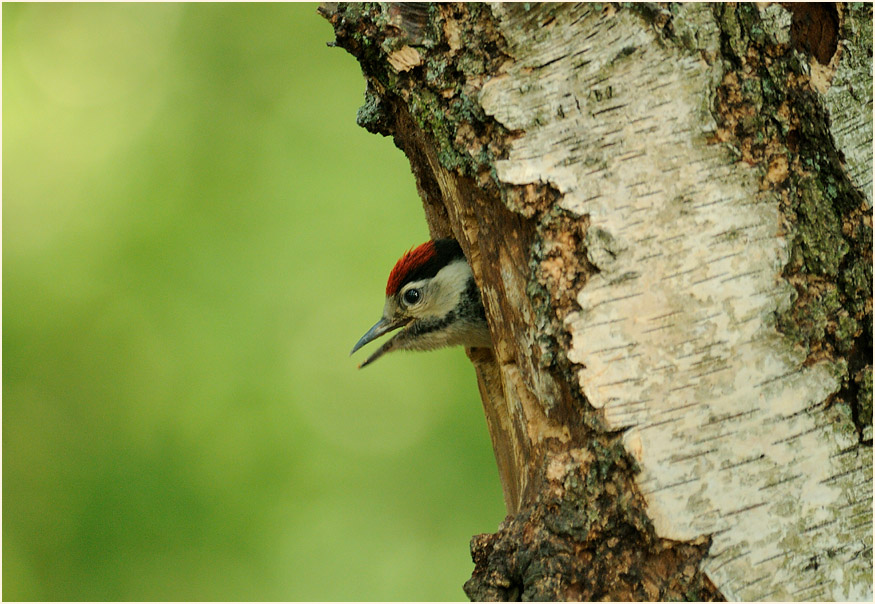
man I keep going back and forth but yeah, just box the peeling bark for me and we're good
[322,3,872,601]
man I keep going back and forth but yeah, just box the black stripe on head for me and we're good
[393,238,465,295]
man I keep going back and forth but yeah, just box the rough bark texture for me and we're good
[321,3,872,601]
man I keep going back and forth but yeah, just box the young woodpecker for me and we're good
[351,238,492,368]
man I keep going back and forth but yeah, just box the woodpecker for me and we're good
[351,238,492,368]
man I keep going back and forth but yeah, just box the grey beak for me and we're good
[351,317,395,356]
[350,317,410,368]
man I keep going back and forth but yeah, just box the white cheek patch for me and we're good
[421,258,471,319]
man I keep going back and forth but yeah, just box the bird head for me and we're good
[351,238,492,368]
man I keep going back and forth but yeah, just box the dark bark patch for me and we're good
[783,2,840,65]
[464,442,724,602]
[386,2,430,42]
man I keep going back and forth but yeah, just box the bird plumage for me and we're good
[385,239,463,296]
[352,238,492,368]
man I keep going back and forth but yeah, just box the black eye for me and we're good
[402,288,421,306]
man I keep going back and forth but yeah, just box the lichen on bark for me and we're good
[322,2,512,182]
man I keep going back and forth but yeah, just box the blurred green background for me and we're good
[3,3,504,601]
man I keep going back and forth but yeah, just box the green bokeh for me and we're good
[3,4,504,600]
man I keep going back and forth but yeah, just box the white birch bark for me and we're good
[478,4,872,601]
[820,3,873,210]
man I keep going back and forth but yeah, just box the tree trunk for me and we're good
[321,3,872,601]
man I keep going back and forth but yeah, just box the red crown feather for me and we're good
[386,241,437,296]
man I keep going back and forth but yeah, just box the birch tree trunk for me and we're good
[322,3,873,601]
